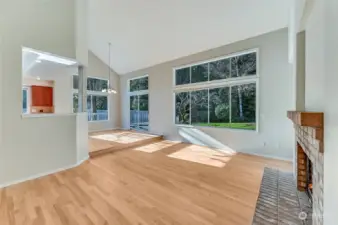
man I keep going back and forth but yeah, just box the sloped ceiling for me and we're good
[89,0,291,74]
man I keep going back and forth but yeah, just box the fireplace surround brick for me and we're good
[288,111,324,225]
[295,125,324,225]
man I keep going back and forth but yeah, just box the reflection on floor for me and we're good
[0,135,292,225]
[89,130,162,157]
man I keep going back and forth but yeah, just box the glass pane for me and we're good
[175,92,190,124]
[175,67,190,85]
[209,59,230,81]
[130,77,148,92]
[138,94,149,131]
[87,95,92,121]
[209,87,230,127]
[138,77,148,91]
[73,93,78,113]
[130,96,139,129]
[231,83,256,130]
[87,77,108,92]
[73,75,79,89]
[191,90,208,125]
[191,63,208,83]
[91,95,108,121]
[22,89,27,113]
[231,52,257,77]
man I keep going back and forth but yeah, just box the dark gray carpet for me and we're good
[252,168,312,225]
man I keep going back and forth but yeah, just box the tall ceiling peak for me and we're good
[89,0,291,74]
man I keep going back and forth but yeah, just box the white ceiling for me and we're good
[22,51,77,79]
[89,0,291,74]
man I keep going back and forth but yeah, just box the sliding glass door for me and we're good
[130,94,149,131]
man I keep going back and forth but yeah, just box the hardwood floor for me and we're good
[0,139,292,225]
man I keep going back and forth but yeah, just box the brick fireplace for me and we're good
[288,111,324,225]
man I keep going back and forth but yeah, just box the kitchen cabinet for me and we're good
[31,86,53,106]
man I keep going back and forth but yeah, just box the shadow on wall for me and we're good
[177,127,237,155]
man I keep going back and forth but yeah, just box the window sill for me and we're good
[175,124,258,132]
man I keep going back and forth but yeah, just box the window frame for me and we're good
[172,48,259,132]
[72,75,110,122]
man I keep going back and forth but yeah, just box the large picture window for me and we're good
[174,50,257,130]
[73,76,109,121]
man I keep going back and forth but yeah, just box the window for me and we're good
[175,51,257,85]
[72,75,109,121]
[129,76,148,92]
[129,76,149,131]
[174,50,257,130]
[87,77,108,92]
[22,88,28,113]
[73,93,78,113]
[87,95,108,121]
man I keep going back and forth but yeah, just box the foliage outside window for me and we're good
[87,95,108,121]
[73,76,109,121]
[129,76,148,92]
[174,51,257,130]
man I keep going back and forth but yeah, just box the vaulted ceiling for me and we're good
[88,0,291,74]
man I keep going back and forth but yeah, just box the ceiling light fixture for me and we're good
[102,42,117,94]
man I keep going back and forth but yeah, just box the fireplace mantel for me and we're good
[287,111,324,153]
[287,111,323,128]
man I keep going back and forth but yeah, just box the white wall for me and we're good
[53,73,74,114]
[305,1,338,224]
[120,29,294,160]
[87,51,121,131]
[305,0,325,112]
[0,0,82,186]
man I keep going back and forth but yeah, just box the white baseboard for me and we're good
[0,157,89,189]
[244,152,293,162]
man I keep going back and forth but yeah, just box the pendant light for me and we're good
[102,42,117,94]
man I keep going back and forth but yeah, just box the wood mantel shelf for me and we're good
[287,111,324,153]
[287,111,324,128]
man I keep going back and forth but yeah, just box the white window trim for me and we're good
[72,76,110,122]
[172,48,259,132]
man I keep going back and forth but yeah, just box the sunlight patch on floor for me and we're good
[178,127,237,154]
[90,131,157,144]
[133,140,179,153]
[168,145,235,168]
